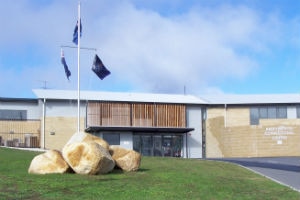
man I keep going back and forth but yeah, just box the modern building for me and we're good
[0,89,299,158]
[203,94,300,158]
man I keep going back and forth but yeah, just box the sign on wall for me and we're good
[264,126,294,145]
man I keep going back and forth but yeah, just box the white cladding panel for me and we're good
[0,100,40,119]
[287,106,297,119]
[186,105,203,158]
[45,100,86,117]
[120,132,133,150]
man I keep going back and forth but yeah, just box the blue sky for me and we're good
[1,0,300,98]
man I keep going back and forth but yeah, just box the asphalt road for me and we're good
[210,157,300,192]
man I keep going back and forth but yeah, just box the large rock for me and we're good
[28,150,70,174]
[62,141,115,175]
[109,145,141,172]
[65,132,109,150]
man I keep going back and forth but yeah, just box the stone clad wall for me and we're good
[206,107,300,158]
[0,120,40,148]
[44,117,85,150]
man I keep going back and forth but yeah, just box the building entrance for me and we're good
[133,134,183,157]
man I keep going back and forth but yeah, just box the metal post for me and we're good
[77,1,81,134]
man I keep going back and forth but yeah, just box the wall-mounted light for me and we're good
[50,132,55,135]
[9,131,14,134]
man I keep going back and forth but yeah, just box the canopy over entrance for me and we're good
[85,126,194,133]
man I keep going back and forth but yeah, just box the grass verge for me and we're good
[0,147,299,200]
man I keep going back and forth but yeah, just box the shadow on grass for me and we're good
[137,168,150,172]
[111,168,150,174]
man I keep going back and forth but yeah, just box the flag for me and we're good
[92,54,111,80]
[72,20,82,45]
[61,50,71,80]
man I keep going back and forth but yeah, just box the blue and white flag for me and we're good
[72,20,82,45]
[92,54,111,80]
[61,50,71,80]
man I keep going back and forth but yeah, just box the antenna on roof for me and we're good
[184,85,186,95]
[38,80,49,89]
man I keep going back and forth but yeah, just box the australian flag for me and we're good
[61,50,71,80]
[92,54,111,80]
[72,20,82,45]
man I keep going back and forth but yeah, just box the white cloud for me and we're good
[91,2,272,94]
[0,0,295,97]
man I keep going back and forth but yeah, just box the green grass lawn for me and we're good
[0,147,299,200]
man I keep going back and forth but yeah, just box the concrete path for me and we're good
[210,157,300,192]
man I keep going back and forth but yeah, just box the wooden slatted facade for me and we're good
[156,104,186,127]
[132,103,155,127]
[87,102,186,128]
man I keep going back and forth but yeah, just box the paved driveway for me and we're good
[210,157,300,192]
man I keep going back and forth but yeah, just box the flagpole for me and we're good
[77,1,81,134]
[61,45,97,51]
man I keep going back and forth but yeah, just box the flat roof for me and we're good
[32,89,300,105]
[201,94,300,105]
[32,89,206,104]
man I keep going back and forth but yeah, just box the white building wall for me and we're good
[120,132,133,149]
[45,100,86,117]
[287,106,297,119]
[186,105,203,158]
[0,100,40,119]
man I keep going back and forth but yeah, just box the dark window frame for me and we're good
[102,132,120,145]
[296,105,300,118]
[250,105,287,125]
[0,109,27,120]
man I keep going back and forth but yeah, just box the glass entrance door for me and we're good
[172,135,183,157]
[141,135,152,156]
[133,134,183,157]
[162,136,172,157]
[162,135,182,157]
[153,135,162,156]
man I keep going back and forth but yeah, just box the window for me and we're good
[250,108,259,125]
[277,106,287,118]
[267,107,277,118]
[102,133,120,145]
[250,106,287,125]
[297,106,300,118]
[133,134,183,157]
[0,109,27,120]
[259,107,268,119]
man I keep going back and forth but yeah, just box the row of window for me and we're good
[0,109,27,120]
[250,106,300,125]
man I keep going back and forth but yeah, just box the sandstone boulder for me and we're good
[28,150,70,174]
[109,145,141,172]
[62,141,115,175]
[65,132,110,150]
